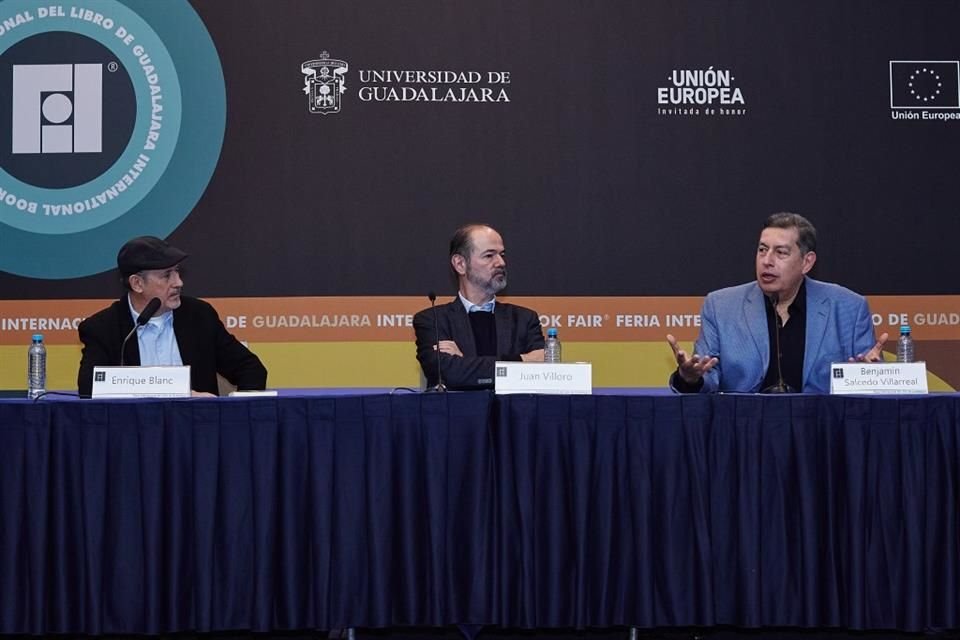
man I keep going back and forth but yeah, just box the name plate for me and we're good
[91,365,191,398]
[829,362,928,395]
[494,361,592,395]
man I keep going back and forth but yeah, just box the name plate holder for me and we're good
[829,362,928,395]
[228,390,279,397]
[494,361,592,395]
[91,365,191,398]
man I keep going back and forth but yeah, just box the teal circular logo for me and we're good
[0,0,225,278]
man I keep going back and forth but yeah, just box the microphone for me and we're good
[762,292,792,393]
[120,297,161,366]
[425,291,446,392]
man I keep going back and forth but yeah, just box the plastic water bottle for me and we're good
[544,327,561,363]
[27,333,46,399]
[896,325,914,363]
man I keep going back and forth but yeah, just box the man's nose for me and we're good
[494,254,506,267]
[172,272,184,286]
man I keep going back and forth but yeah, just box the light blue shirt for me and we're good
[458,292,496,314]
[127,296,183,367]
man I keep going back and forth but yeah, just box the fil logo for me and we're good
[832,368,844,379]
[94,371,106,382]
[889,61,960,109]
[12,63,103,154]
[301,51,348,114]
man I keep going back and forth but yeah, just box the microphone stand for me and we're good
[426,292,446,392]
[762,293,792,394]
[120,297,162,366]
[120,325,139,367]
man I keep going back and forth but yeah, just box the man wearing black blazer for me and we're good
[77,236,267,397]
[414,224,545,389]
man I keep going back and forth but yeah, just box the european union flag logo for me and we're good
[890,61,960,108]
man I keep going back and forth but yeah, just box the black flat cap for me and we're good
[117,236,188,277]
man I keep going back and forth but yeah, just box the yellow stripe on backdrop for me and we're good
[3,341,681,391]
[1,345,84,391]
[2,342,952,392]
[253,341,686,388]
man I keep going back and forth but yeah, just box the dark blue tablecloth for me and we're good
[0,393,957,634]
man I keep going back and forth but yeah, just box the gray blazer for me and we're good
[678,277,877,393]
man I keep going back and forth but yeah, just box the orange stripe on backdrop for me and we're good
[0,295,958,345]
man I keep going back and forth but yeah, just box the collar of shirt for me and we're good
[127,295,174,329]
[458,292,496,314]
[126,294,181,367]
[764,279,807,319]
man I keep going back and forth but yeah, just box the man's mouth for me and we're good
[760,273,777,283]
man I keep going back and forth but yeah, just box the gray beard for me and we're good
[467,269,507,297]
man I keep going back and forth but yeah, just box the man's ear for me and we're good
[128,274,144,293]
[801,251,817,274]
[451,254,467,276]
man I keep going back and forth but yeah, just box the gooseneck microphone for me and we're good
[426,291,446,392]
[120,297,161,366]
[762,293,791,394]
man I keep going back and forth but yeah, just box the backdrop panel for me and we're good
[0,0,958,388]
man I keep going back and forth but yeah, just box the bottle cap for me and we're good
[32,333,43,342]
[899,325,911,334]
[547,327,558,337]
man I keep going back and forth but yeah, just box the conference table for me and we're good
[0,391,957,635]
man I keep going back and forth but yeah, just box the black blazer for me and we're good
[413,298,544,389]
[77,295,267,397]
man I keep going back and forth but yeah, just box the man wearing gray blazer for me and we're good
[667,213,887,394]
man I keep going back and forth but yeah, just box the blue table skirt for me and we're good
[0,393,957,634]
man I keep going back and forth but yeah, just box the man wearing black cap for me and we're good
[77,235,267,397]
